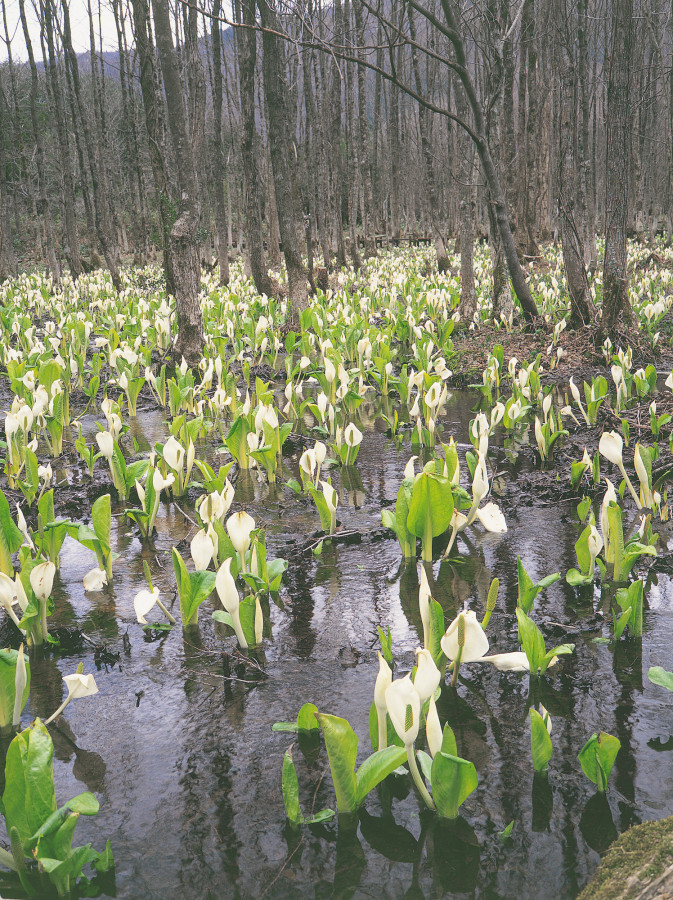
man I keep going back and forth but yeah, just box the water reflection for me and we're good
[12,384,673,899]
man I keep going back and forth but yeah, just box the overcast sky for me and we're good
[0,0,127,63]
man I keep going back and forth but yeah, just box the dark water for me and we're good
[7,388,673,899]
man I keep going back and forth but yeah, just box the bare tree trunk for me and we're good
[258,0,308,324]
[0,74,17,281]
[353,0,376,257]
[211,0,230,285]
[42,0,82,277]
[152,0,204,363]
[59,0,121,289]
[424,0,538,320]
[408,6,449,272]
[578,0,597,272]
[454,78,476,319]
[237,0,274,298]
[116,0,149,262]
[130,0,175,293]
[602,0,634,332]
[522,0,540,258]
[556,2,594,326]
[18,0,61,287]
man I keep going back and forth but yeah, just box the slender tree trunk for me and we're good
[18,0,60,287]
[421,0,538,320]
[211,0,230,285]
[556,4,594,326]
[130,0,175,293]
[43,0,82,277]
[0,81,16,282]
[60,0,121,288]
[408,6,449,272]
[354,0,376,257]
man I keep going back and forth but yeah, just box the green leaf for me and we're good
[0,649,30,730]
[394,478,415,557]
[282,748,302,823]
[355,746,407,803]
[91,494,111,551]
[0,489,23,576]
[648,666,673,692]
[315,713,358,813]
[308,486,333,533]
[431,752,478,819]
[172,548,215,626]
[517,557,560,613]
[578,732,620,791]
[407,472,454,539]
[64,792,99,816]
[516,608,545,673]
[297,702,319,732]
[426,598,446,668]
[94,839,115,873]
[3,719,57,845]
[440,724,458,757]
[529,709,553,774]
[497,821,514,842]
[577,497,592,523]
[377,626,393,667]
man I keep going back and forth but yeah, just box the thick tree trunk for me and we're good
[152,0,204,364]
[602,0,634,332]
[557,2,594,325]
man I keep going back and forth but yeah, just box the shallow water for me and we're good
[5,387,673,900]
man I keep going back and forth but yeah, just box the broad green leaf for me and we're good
[0,489,23,576]
[3,719,57,844]
[64,792,99,816]
[516,608,545,673]
[648,666,673,692]
[427,598,446,668]
[315,713,358,813]
[91,494,111,551]
[578,732,620,791]
[297,702,319,732]
[529,709,553,774]
[440,724,458,757]
[0,649,30,730]
[407,472,454,539]
[282,748,302,823]
[355,746,407,803]
[431,752,478,819]
[541,643,574,674]
[577,497,592,523]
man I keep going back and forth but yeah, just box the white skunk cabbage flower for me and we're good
[441,610,489,662]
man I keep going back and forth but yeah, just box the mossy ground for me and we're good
[578,816,673,899]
